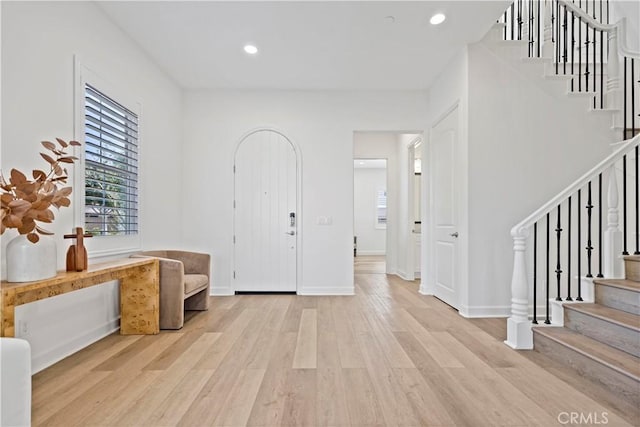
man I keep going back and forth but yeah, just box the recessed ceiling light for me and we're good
[430,13,446,25]
[384,15,395,24]
[359,161,366,165]
[244,44,258,55]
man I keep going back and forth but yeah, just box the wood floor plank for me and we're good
[192,307,259,370]
[396,308,465,368]
[342,368,386,426]
[331,297,366,368]
[292,308,317,369]
[147,370,215,427]
[213,368,266,427]
[30,259,637,427]
[110,332,221,426]
[246,332,298,426]
[280,368,317,426]
[32,334,140,403]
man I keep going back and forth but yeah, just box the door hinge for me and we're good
[233,200,236,209]
[233,271,236,279]
[233,165,236,173]
[233,235,236,244]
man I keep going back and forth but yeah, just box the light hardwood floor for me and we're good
[32,268,639,426]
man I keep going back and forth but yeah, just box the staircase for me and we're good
[532,255,640,408]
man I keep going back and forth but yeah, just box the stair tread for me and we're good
[533,326,640,380]
[594,279,640,292]
[564,303,640,331]
[624,255,640,262]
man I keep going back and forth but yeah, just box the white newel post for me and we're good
[505,226,534,349]
[606,28,621,110]
[604,165,624,278]
[542,0,554,59]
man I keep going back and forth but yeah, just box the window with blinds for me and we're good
[84,84,139,236]
[376,188,387,228]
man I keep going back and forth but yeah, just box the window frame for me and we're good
[74,58,143,258]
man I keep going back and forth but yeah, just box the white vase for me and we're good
[6,235,57,282]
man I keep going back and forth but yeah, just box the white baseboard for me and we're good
[210,287,234,296]
[459,304,511,318]
[297,286,355,296]
[419,283,433,295]
[31,318,120,374]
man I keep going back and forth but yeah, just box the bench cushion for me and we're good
[184,274,208,296]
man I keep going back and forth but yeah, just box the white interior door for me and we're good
[432,107,459,308]
[234,130,297,292]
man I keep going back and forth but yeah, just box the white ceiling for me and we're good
[97,1,510,91]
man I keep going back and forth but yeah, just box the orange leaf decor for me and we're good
[1,138,82,243]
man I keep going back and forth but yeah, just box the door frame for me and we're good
[405,136,423,281]
[231,127,303,293]
[421,101,469,314]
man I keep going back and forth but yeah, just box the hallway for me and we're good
[31,271,637,426]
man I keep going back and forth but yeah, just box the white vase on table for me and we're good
[6,235,57,282]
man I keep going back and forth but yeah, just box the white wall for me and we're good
[610,0,640,52]
[1,1,183,372]
[182,92,428,295]
[462,39,615,317]
[353,167,386,255]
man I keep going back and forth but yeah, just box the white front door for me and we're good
[431,107,459,308]
[234,129,297,292]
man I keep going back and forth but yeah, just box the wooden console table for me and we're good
[1,258,159,337]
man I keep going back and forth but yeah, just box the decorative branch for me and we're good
[0,138,81,243]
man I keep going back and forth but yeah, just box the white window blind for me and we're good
[376,189,387,228]
[84,84,139,236]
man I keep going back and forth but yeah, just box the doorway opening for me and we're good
[354,158,387,274]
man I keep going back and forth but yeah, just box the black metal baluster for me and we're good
[567,196,573,301]
[571,9,575,91]
[533,222,538,324]
[537,0,541,57]
[556,205,563,300]
[563,5,568,75]
[518,0,523,40]
[546,212,551,324]
[551,2,560,74]
[586,181,594,277]
[625,57,628,139]
[592,13,597,108]
[511,3,515,40]
[530,0,535,57]
[585,0,590,92]
[632,60,636,138]
[504,11,508,39]
[578,10,582,91]
[577,189,583,301]
[598,173,604,277]
[600,29,604,108]
[633,145,640,255]
[624,155,629,255]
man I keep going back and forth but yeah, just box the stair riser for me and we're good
[595,285,640,315]
[565,309,640,357]
[533,331,640,409]
[624,259,640,282]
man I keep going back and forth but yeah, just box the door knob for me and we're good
[285,231,295,236]
[450,232,459,238]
